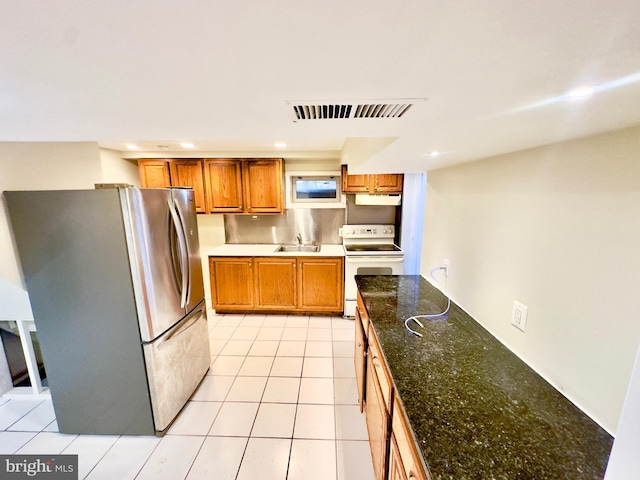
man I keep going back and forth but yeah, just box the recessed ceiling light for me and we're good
[428,151,441,158]
[180,142,196,149]
[126,144,140,150]
[274,142,287,148]
[567,87,594,98]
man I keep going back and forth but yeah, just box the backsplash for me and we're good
[223,208,346,245]
[223,196,398,245]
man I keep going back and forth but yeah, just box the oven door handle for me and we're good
[345,256,404,262]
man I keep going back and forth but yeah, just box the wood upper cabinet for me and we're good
[138,160,171,188]
[373,174,404,193]
[297,258,343,312]
[209,257,254,308]
[242,159,284,214]
[203,158,284,214]
[253,257,297,310]
[138,158,283,214]
[169,160,207,213]
[341,165,403,194]
[204,159,244,213]
[341,166,370,193]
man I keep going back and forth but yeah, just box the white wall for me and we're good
[99,148,140,186]
[421,126,640,434]
[0,142,104,321]
[0,142,104,392]
[197,214,226,309]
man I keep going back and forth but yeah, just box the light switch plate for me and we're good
[511,301,528,332]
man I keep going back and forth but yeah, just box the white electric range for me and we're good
[341,224,405,316]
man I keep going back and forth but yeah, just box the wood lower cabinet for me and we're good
[357,291,430,480]
[297,258,343,312]
[392,397,428,480]
[169,160,207,213]
[355,306,367,413]
[209,257,254,308]
[138,160,171,188]
[341,165,404,194]
[253,257,297,310]
[389,436,407,480]
[366,351,391,480]
[210,256,343,314]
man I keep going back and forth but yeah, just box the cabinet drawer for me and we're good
[357,291,369,334]
[392,397,429,480]
[367,327,392,412]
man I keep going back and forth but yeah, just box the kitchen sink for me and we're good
[275,244,321,253]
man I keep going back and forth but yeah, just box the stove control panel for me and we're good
[341,224,395,239]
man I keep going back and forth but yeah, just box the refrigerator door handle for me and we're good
[173,197,192,306]
[168,199,189,308]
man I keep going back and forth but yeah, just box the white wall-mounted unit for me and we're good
[285,171,346,209]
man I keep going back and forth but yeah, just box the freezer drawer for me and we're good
[143,301,211,432]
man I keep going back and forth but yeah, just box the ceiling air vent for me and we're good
[287,98,425,121]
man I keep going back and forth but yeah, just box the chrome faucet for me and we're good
[296,233,302,245]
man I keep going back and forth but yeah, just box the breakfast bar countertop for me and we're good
[356,275,613,480]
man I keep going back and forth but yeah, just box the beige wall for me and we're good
[0,142,104,321]
[421,126,640,434]
[99,148,140,186]
[0,142,104,392]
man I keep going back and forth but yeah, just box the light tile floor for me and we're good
[0,312,376,480]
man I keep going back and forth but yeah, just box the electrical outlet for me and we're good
[443,258,450,277]
[511,301,528,332]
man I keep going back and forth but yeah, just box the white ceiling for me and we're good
[2,1,639,172]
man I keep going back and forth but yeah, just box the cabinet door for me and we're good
[341,165,370,193]
[298,258,344,312]
[373,174,404,193]
[209,257,254,309]
[369,329,392,411]
[138,160,171,188]
[254,257,297,309]
[392,397,429,480]
[204,159,244,213]
[389,435,409,480]
[243,159,284,213]
[355,306,367,413]
[169,160,206,213]
[366,351,391,480]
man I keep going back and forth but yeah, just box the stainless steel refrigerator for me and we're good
[4,187,211,435]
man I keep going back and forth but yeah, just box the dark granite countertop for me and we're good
[356,275,613,480]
